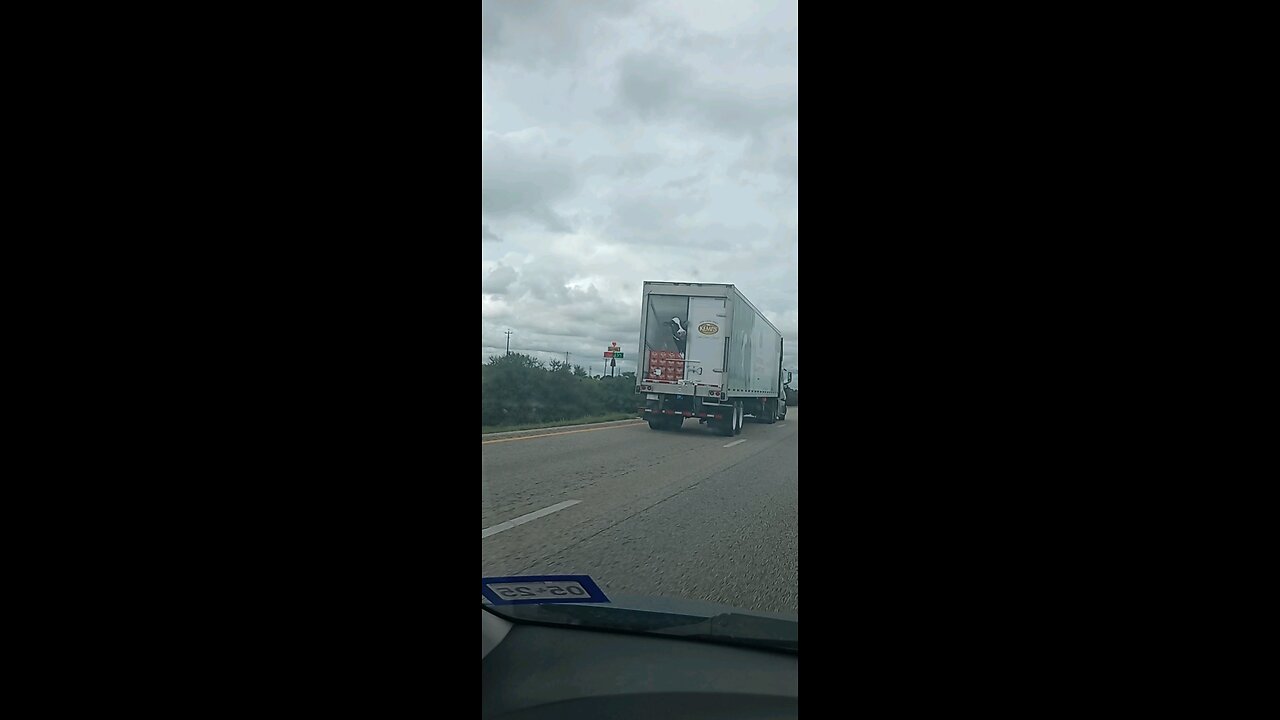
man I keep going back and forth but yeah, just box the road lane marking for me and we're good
[482,500,581,539]
[723,439,747,448]
[482,422,641,445]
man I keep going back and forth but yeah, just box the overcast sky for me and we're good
[482,0,797,381]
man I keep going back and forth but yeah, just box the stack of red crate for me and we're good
[646,350,685,381]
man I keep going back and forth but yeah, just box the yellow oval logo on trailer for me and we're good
[698,322,719,335]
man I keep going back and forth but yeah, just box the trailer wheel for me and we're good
[666,416,683,431]
[763,399,777,424]
[648,419,664,430]
[714,413,734,436]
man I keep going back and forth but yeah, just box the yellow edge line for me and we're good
[482,420,643,445]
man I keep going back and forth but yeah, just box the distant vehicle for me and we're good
[636,282,789,436]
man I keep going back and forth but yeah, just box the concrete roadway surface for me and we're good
[482,409,797,614]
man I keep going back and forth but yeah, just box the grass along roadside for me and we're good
[482,413,639,435]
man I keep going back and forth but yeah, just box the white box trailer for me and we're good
[635,282,791,436]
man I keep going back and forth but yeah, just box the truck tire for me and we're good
[648,418,664,430]
[763,399,777,424]
[666,416,683,431]
[715,410,734,436]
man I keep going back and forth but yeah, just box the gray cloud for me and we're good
[614,53,689,118]
[608,191,707,246]
[732,128,798,182]
[482,276,644,374]
[610,50,796,140]
[663,173,706,191]
[482,262,518,295]
[581,152,665,179]
[482,0,639,70]
[482,129,578,232]
[483,1,797,373]
[603,47,797,189]
[482,224,502,242]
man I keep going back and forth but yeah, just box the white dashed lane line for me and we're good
[482,500,581,539]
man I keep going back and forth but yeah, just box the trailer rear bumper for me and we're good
[640,407,727,420]
[636,381,726,399]
[637,391,732,420]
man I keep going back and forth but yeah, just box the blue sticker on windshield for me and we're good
[482,575,610,605]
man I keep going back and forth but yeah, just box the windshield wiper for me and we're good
[489,603,797,652]
[648,612,797,652]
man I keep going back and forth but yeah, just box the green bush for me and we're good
[482,353,638,427]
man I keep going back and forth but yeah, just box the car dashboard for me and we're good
[482,607,798,719]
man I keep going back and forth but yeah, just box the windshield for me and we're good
[482,0,798,650]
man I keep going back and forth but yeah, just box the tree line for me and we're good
[482,353,638,427]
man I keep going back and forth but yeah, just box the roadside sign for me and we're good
[604,343,623,363]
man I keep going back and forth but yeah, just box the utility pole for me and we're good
[504,329,513,355]
[565,351,571,365]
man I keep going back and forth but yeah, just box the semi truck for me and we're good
[635,281,790,436]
